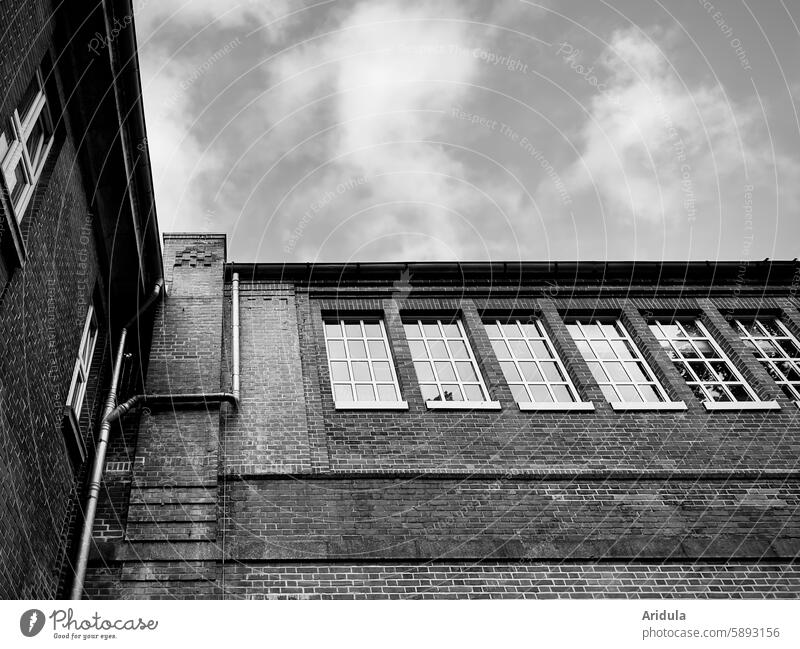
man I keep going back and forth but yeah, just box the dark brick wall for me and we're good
[84,237,800,599]
[0,2,112,595]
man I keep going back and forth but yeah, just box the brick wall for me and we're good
[84,246,800,599]
[0,0,110,595]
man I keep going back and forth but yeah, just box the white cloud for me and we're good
[549,27,799,229]
[254,0,527,259]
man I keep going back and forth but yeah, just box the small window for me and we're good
[567,318,676,408]
[649,318,759,404]
[0,67,54,222]
[485,318,590,409]
[404,318,498,409]
[67,305,98,418]
[324,317,407,409]
[733,317,800,401]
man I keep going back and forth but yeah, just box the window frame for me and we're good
[566,317,686,411]
[649,317,778,411]
[66,304,98,418]
[733,316,800,406]
[404,317,500,410]
[485,317,593,411]
[323,316,408,410]
[0,67,54,223]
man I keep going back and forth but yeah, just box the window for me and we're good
[67,305,98,418]
[733,317,800,402]
[324,318,407,409]
[485,318,592,410]
[566,318,684,410]
[649,318,777,410]
[404,318,499,409]
[0,67,54,221]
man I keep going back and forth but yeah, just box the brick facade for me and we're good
[0,1,161,598]
[85,234,800,599]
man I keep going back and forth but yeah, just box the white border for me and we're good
[518,401,595,411]
[703,400,780,411]
[610,401,687,411]
[334,401,409,410]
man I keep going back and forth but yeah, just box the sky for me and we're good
[134,0,800,263]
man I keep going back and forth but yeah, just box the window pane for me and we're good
[510,384,530,403]
[344,323,362,337]
[455,361,477,382]
[551,384,574,402]
[352,361,371,381]
[576,341,595,359]
[484,323,501,338]
[617,385,642,402]
[428,340,448,357]
[334,384,353,401]
[355,384,376,400]
[509,340,532,359]
[604,362,628,382]
[500,362,522,382]
[462,384,484,401]
[491,340,511,359]
[441,323,460,337]
[377,384,397,401]
[639,384,662,402]
[367,340,388,358]
[539,362,562,382]
[408,340,428,358]
[348,340,367,358]
[414,362,435,382]
[404,323,422,338]
[363,323,382,337]
[441,385,463,401]
[448,340,469,359]
[592,341,615,359]
[518,362,543,382]
[434,361,457,382]
[530,385,553,402]
[422,323,441,338]
[372,362,392,382]
[330,362,350,381]
[328,340,346,358]
[420,384,440,400]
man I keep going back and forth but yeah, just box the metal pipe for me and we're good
[104,392,239,424]
[232,272,240,400]
[70,279,163,600]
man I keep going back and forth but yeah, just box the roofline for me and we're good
[225,259,800,286]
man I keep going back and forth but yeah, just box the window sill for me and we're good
[703,400,780,411]
[610,401,687,411]
[518,402,595,412]
[425,400,501,410]
[334,401,409,411]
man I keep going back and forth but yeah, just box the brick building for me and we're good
[83,233,800,599]
[0,1,162,598]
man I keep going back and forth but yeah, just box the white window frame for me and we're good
[324,317,408,410]
[1,67,54,222]
[649,318,778,411]
[404,318,500,410]
[485,318,593,411]
[567,318,686,411]
[734,317,800,406]
[66,304,98,418]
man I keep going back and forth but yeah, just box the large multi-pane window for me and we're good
[0,67,54,221]
[67,304,98,418]
[649,318,762,406]
[324,318,406,408]
[566,318,678,408]
[733,317,800,401]
[404,318,497,408]
[485,318,591,409]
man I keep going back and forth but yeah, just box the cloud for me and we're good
[547,27,800,231]
[243,0,528,260]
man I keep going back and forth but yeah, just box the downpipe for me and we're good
[70,279,164,600]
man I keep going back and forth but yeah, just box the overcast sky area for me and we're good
[135,0,800,263]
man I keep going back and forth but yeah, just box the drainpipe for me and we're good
[232,272,240,401]
[70,279,164,600]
